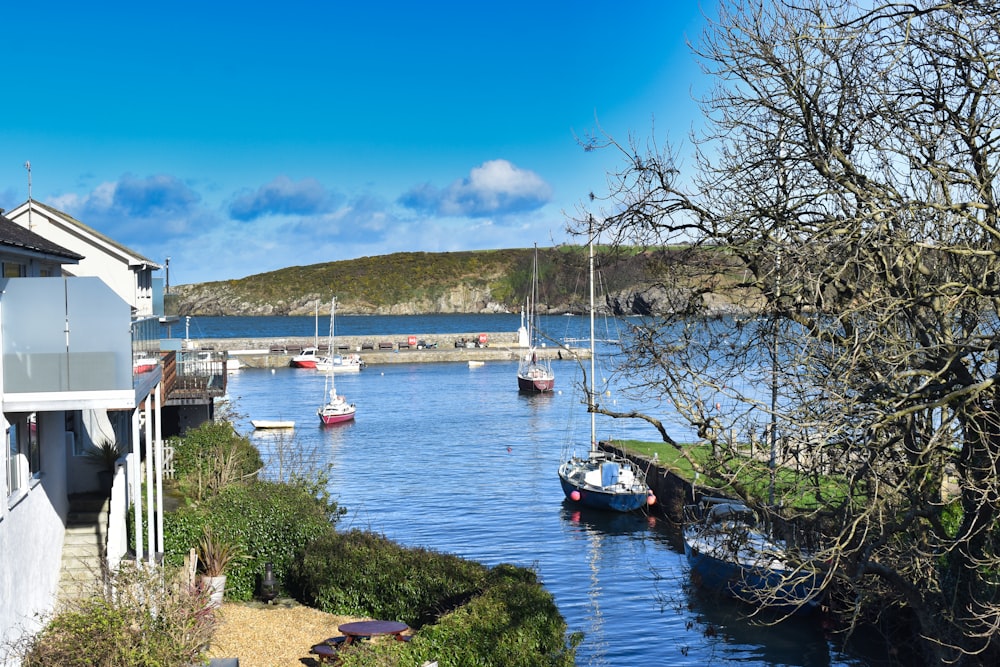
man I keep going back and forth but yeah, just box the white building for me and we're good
[0,211,165,664]
[3,200,162,319]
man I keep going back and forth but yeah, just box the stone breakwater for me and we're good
[188,332,588,368]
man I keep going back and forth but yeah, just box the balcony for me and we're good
[160,349,227,406]
[1,277,144,412]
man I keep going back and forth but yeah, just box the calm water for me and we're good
[210,315,876,665]
[164,313,626,345]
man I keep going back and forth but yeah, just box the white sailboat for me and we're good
[517,244,555,392]
[317,297,356,425]
[558,228,654,512]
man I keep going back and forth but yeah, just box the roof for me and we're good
[12,200,161,269]
[0,213,84,261]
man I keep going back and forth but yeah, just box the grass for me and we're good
[613,438,855,511]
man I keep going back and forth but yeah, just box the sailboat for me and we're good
[517,244,555,392]
[317,297,356,425]
[557,231,654,512]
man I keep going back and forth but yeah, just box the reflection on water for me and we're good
[224,361,874,666]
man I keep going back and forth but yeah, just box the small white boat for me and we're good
[468,360,485,368]
[315,353,365,373]
[251,420,295,430]
[290,346,321,368]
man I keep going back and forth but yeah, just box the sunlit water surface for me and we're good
[223,356,873,667]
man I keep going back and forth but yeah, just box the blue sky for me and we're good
[1,1,709,284]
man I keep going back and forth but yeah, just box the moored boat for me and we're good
[251,419,295,429]
[317,296,357,425]
[517,244,555,393]
[682,497,825,612]
[557,226,655,512]
[318,389,356,425]
[290,346,320,368]
[315,353,365,373]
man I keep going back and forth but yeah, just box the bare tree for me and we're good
[575,1,1000,663]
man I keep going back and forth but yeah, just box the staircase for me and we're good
[57,494,110,604]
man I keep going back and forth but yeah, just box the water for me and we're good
[210,315,875,666]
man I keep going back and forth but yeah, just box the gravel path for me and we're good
[206,600,365,667]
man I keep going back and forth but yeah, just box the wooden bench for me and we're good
[361,342,374,350]
[269,345,286,354]
[309,636,347,663]
[286,345,302,354]
[378,341,394,350]
[397,341,410,349]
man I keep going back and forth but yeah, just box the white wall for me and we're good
[0,412,69,666]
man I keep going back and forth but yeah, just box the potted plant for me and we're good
[85,439,122,495]
[197,526,243,607]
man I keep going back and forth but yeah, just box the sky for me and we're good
[1,1,710,285]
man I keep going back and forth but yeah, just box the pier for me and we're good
[185,332,588,369]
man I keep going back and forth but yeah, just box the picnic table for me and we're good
[339,619,409,644]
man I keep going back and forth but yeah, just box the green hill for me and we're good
[166,246,749,317]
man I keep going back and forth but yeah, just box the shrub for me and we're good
[332,563,579,667]
[168,421,263,502]
[16,562,216,667]
[164,480,340,601]
[290,529,488,627]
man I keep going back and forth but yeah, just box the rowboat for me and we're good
[251,420,295,429]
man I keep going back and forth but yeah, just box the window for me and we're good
[2,262,26,278]
[7,424,21,496]
[28,414,40,477]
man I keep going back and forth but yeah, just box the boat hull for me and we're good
[319,411,355,425]
[517,373,555,392]
[251,420,295,429]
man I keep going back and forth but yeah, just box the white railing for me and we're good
[163,444,175,480]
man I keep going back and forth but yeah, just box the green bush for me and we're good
[331,563,578,667]
[291,529,488,627]
[168,421,263,502]
[291,533,578,667]
[395,564,577,667]
[17,563,216,667]
[164,480,339,601]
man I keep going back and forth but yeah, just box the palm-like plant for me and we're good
[197,526,243,577]
[85,439,123,471]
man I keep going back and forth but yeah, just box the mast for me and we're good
[327,297,337,398]
[589,219,597,453]
[530,243,538,347]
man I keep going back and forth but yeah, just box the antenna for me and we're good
[24,160,33,230]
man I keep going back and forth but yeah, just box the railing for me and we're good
[163,444,175,480]
[161,349,227,402]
